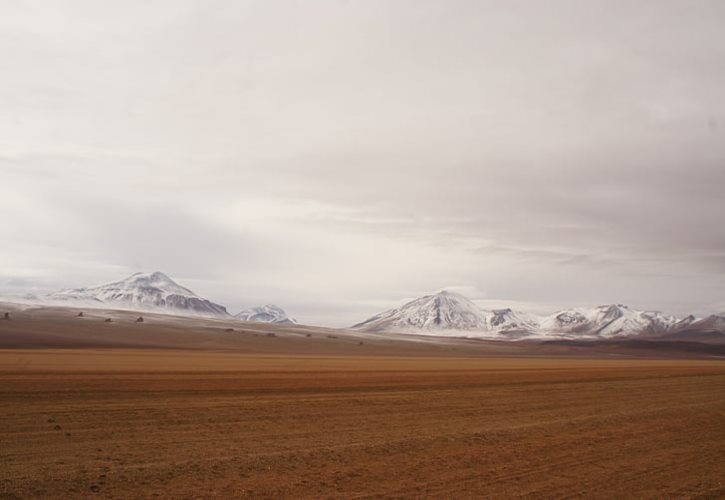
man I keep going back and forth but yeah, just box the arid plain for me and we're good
[2,305,725,498]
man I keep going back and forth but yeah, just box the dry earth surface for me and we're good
[1,349,725,499]
[1,303,725,498]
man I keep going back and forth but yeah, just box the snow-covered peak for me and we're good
[67,271,199,300]
[353,291,542,338]
[235,304,296,324]
[352,290,488,332]
[45,271,229,318]
[117,272,197,297]
[595,304,627,323]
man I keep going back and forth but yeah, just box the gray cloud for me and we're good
[1,0,725,324]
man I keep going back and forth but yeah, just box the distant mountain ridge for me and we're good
[537,304,678,337]
[4,275,723,340]
[11,272,301,323]
[35,272,230,318]
[353,291,721,340]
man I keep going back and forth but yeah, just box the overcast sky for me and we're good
[2,0,725,325]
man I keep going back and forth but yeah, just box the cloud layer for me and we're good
[2,0,725,324]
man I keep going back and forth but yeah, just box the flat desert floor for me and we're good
[2,349,725,499]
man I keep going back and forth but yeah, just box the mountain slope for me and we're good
[661,314,725,342]
[484,308,539,337]
[352,291,489,333]
[538,305,677,338]
[235,305,296,324]
[46,272,229,318]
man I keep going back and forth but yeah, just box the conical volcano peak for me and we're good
[352,290,487,332]
[46,272,229,318]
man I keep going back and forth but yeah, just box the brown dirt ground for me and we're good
[1,349,725,499]
[2,302,723,359]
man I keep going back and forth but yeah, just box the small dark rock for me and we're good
[104,318,112,323]
[90,484,100,493]
[136,316,144,323]
[224,328,234,332]
[2,312,9,320]
[47,417,56,423]
[53,425,62,431]
[77,312,84,317]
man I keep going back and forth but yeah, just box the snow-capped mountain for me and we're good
[352,291,539,338]
[538,304,678,338]
[352,291,488,333]
[44,272,229,317]
[235,304,296,324]
[353,292,686,340]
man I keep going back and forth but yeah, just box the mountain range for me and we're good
[5,273,724,340]
[353,290,724,340]
[18,272,292,323]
